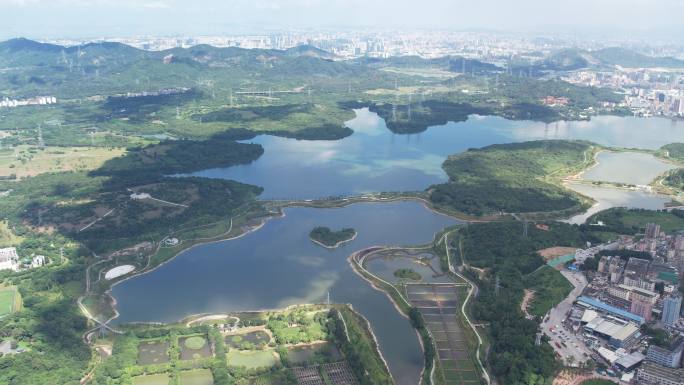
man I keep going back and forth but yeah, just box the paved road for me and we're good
[541,269,592,366]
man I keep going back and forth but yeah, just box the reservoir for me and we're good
[190,109,684,200]
[112,201,460,385]
[118,110,684,384]
[565,183,672,224]
[581,151,676,186]
[565,151,676,224]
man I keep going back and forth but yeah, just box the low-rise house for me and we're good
[0,247,19,271]
[647,337,684,368]
[31,255,46,268]
[637,361,684,385]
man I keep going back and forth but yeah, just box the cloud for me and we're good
[0,0,682,38]
[0,0,172,7]
[143,1,171,9]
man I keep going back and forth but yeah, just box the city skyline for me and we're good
[1,0,684,40]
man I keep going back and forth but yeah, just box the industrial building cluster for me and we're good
[0,96,56,108]
[549,222,683,384]
[564,69,684,119]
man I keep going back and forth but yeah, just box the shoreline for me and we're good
[310,230,358,249]
[100,208,283,325]
[348,246,431,384]
[84,186,596,379]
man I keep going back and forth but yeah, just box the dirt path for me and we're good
[520,289,536,319]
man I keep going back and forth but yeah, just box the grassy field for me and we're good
[226,349,279,369]
[184,336,206,350]
[587,208,684,234]
[179,369,214,385]
[132,373,170,385]
[0,286,21,317]
[0,221,23,247]
[179,335,212,360]
[0,145,125,178]
[525,266,573,317]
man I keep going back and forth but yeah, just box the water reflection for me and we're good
[190,109,684,199]
[581,151,676,186]
[564,183,671,224]
[112,201,461,385]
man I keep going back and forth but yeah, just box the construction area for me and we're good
[406,283,481,385]
[292,361,358,385]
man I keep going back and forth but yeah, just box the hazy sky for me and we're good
[1,0,683,40]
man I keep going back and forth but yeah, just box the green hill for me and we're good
[591,47,684,68]
[429,140,592,215]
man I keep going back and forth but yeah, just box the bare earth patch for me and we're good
[520,289,536,319]
[537,247,577,262]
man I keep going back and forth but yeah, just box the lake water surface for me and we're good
[119,110,684,383]
[582,151,676,186]
[113,201,460,385]
[190,110,684,199]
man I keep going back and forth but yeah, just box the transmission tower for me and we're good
[37,124,44,148]
[407,93,412,120]
[494,275,501,296]
[326,291,331,306]
[523,220,529,237]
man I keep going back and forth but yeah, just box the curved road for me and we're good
[441,231,491,385]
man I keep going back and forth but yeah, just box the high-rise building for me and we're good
[646,223,661,239]
[631,298,653,322]
[662,295,682,328]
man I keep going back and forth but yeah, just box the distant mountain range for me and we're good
[0,38,375,98]
[541,47,684,71]
[0,38,337,68]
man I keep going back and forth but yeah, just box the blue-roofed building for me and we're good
[577,296,645,325]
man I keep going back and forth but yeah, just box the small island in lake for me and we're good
[393,268,422,281]
[309,226,357,248]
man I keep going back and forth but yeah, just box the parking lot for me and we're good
[541,269,591,365]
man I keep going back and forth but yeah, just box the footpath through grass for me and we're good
[0,286,20,317]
